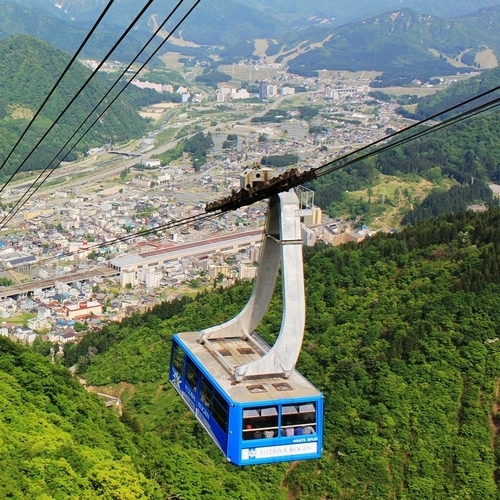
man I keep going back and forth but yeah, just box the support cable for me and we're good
[0,0,201,230]
[15,89,500,263]
[0,0,156,197]
[35,210,222,265]
[316,94,500,181]
[0,0,117,177]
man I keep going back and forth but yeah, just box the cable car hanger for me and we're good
[200,166,314,382]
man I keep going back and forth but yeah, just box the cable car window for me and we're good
[172,343,185,376]
[200,376,213,409]
[281,403,316,436]
[199,375,228,432]
[211,391,228,432]
[186,358,198,393]
[242,406,278,440]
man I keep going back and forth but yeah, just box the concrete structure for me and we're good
[280,87,295,96]
[259,80,268,99]
[24,208,54,220]
[137,268,163,288]
[231,89,250,100]
[120,269,137,287]
[301,225,316,247]
[322,228,366,246]
[208,263,229,280]
[302,206,322,226]
[131,80,163,93]
[238,263,257,280]
[0,250,36,271]
[267,84,278,97]
[141,158,161,168]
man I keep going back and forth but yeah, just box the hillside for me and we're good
[235,0,500,26]
[283,7,500,83]
[56,208,500,499]
[0,337,161,498]
[0,34,147,177]
[0,0,151,61]
[15,0,500,29]
[397,66,500,120]
[308,98,500,227]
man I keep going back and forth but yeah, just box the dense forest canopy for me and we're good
[0,35,147,180]
[0,337,160,498]
[43,207,500,499]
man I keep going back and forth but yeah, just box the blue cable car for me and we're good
[170,333,323,465]
[169,171,324,465]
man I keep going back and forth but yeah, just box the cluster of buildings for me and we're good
[0,279,102,345]
[215,80,296,103]
[0,64,409,348]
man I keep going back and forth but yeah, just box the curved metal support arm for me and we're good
[199,190,305,382]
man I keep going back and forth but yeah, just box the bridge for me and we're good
[0,266,119,299]
[108,150,142,157]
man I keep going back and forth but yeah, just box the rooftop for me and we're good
[176,331,321,405]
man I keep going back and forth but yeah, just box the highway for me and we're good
[1,91,316,204]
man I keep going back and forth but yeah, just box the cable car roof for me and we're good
[175,332,322,405]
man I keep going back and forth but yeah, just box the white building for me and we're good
[208,263,230,280]
[120,269,137,287]
[145,269,163,288]
[141,158,161,168]
[267,84,278,97]
[63,301,102,320]
[231,89,250,100]
[238,263,257,280]
[280,87,295,96]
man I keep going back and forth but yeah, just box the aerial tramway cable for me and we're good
[0,0,200,229]
[2,0,500,255]
[0,0,157,197]
[0,0,117,179]
[315,92,500,181]
[27,87,500,264]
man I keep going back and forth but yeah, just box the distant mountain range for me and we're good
[10,0,500,28]
[0,0,153,61]
[279,7,500,84]
[3,0,500,85]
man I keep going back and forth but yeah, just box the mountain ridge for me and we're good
[0,34,147,177]
[282,6,500,83]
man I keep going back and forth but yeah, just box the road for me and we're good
[0,91,320,217]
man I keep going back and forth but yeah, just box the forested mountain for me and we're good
[0,35,147,178]
[398,66,500,120]
[52,207,500,499]
[233,0,500,26]
[308,102,500,224]
[0,0,152,61]
[6,0,500,73]
[7,0,285,47]
[15,0,500,29]
[0,337,160,498]
[283,7,500,83]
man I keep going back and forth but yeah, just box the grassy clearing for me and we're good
[154,127,180,148]
[9,312,36,326]
[218,64,284,82]
[343,174,455,230]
